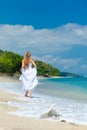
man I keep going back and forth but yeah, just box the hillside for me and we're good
[0,50,60,77]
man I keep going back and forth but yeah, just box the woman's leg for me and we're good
[25,90,32,98]
[29,91,32,98]
[25,91,29,96]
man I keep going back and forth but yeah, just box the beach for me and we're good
[0,88,87,130]
[0,76,87,130]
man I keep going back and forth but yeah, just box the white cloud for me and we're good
[34,55,87,74]
[0,23,87,55]
[0,23,87,74]
[34,55,81,72]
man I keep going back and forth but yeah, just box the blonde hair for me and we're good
[23,51,31,67]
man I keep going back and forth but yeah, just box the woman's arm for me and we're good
[21,59,25,68]
[20,59,25,73]
[31,58,37,68]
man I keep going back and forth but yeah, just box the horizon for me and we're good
[0,0,87,75]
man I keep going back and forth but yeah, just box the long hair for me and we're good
[23,51,31,67]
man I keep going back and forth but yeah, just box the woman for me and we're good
[19,51,38,98]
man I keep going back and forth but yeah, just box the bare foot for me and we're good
[25,95,32,98]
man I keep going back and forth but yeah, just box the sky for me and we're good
[0,0,87,75]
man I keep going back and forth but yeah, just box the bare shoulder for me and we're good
[22,59,24,62]
[30,58,34,62]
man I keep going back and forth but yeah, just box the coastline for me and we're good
[0,76,87,129]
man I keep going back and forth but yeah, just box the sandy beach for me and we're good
[0,76,87,130]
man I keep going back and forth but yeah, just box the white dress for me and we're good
[19,63,38,91]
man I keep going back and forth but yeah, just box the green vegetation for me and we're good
[35,60,60,76]
[0,50,60,77]
[0,50,22,75]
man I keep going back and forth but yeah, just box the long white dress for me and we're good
[19,63,38,91]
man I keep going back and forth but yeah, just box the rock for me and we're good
[61,119,66,122]
[40,108,60,119]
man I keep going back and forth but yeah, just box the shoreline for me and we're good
[0,75,21,84]
[0,76,87,129]
[0,88,87,130]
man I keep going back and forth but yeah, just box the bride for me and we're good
[19,51,38,98]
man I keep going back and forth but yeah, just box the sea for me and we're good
[0,76,87,125]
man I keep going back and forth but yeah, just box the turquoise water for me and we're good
[36,77,87,102]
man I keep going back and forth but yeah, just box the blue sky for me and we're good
[0,0,87,28]
[0,0,87,75]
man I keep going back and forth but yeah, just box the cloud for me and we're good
[0,23,87,55]
[0,23,87,74]
[34,55,87,74]
[34,55,82,73]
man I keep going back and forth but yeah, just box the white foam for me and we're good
[6,94,87,125]
[1,81,87,125]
